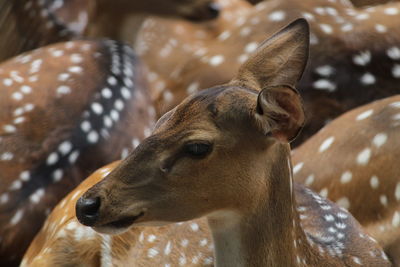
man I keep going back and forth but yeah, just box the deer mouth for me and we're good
[102,211,145,229]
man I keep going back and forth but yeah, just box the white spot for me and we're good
[87,131,99,144]
[114,99,124,111]
[340,171,352,184]
[70,54,83,63]
[108,76,117,86]
[58,73,70,81]
[30,188,45,204]
[384,7,399,15]
[370,176,379,189]
[337,212,348,219]
[355,13,369,20]
[51,50,63,57]
[319,136,335,152]
[3,78,13,86]
[336,197,350,209]
[352,256,362,265]
[164,241,172,255]
[387,47,400,60]
[244,42,258,54]
[20,85,32,94]
[91,102,104,114]
[218,31,231,41]
[360,73,376,85]
[102,88,113,98]
[19,171,30,182]
[392,211,400,227]
[353,51,371,66]
[187,82,200,94]
[3,124,16,133]
[315,65,334,77]
[370,134,387,149]
[380,195,388,206]
[12,92,23,101]
[395,183,400,201]
[69,150,80,164]
[319,188,328,198]
[356,148,371,165]
[356,109,373,121]
[9,180,22,190]
[305,174,315,186]
[57,85,71,95]
[46,152,59,165]
[181,239,189,247]
[121,87,131,99]
[10,210,24,225]
[375,24,387,33]
[0,193,9,204]
[268,10,286,21]
[341,23,353,32]
[13,116,25,124]
[293,162,304,174]
[209,55,224,66]
[68,66,83,74]
[319,24,333,34]
[190,223,199,231]
[392,64,400,78]
[52,169,63,182]
[59,141,72,155]
[81,120,91,132]
[147,248,159,258]
[148,234,157,242]
[1,152,14,161]
[313,79,336,91]
[200,238,208,246]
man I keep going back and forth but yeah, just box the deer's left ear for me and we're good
[255,85,305,143]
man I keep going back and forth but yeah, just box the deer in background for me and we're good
[0,0,221,61]
[0,40,155,266]
[137,0,400,146]
[24,19,390,266]
[292,94,400,265]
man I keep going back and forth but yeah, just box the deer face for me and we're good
[76,19,309,234]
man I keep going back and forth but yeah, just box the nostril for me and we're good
[76,197,101,226]
[207,2,220,18]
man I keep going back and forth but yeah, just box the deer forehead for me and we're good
[155,86,258,135]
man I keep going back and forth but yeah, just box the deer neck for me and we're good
[207,143,310,267]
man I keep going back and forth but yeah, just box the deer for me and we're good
[0,39,155,266]
[24,19,392,266]
[137,0,400,147]
[0,0,221,62]
[291,94,400,265]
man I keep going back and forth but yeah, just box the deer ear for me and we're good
[255,85,305,143]
[232,18,309,90]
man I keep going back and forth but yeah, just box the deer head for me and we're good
[76,19,308,235]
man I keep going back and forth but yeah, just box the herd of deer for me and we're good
[0,0,399,266]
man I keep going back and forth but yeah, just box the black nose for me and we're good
[207,2,220,19]
[75,197,101,226]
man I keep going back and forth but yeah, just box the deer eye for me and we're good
[184,142,212,158]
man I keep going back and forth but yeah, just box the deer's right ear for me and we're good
[254,85,305,143]
[231,18,309,90]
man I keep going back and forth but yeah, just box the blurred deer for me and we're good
[0,40,154,266]
[138,0,400,146]
[0,0,221,61]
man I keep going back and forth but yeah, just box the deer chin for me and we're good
[93,211,145,235]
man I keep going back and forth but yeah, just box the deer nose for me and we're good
[207,2,220,19]
[75,197,101,226]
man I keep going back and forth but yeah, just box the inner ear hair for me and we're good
[255,85,305,142]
